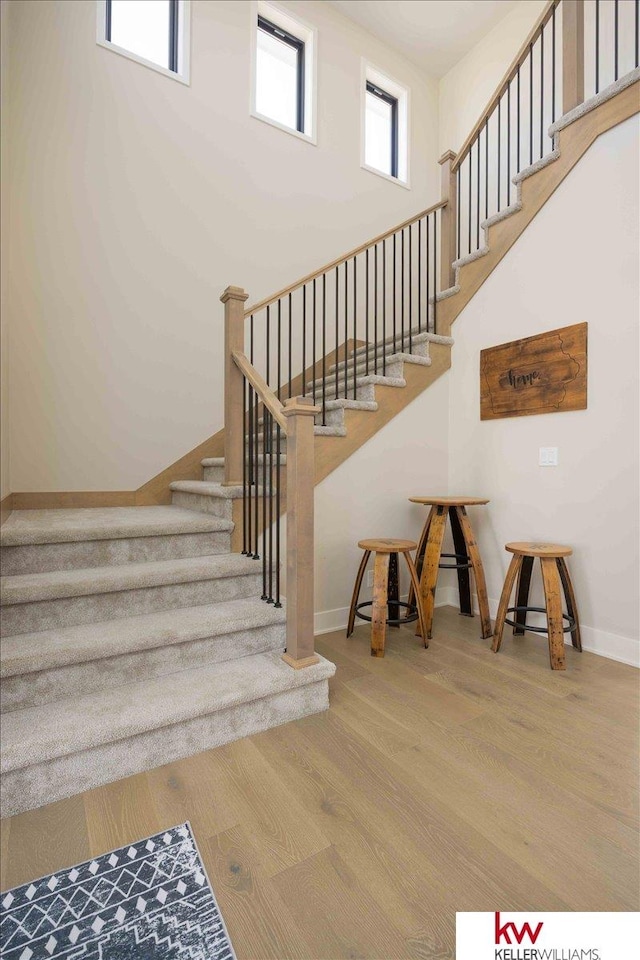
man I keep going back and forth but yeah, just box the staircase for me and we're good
[0,500,334,819]
[1,0,638,820]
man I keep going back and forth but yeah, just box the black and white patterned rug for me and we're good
[0,822,235,959]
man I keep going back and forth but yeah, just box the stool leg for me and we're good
[408,507,435,608]
[388,552,400,629]
[492,554,522,653]
[347,550,370,638]
[371,552,390,658]
[513,555,534,635]
[456,506,492,639]
[556,557,582,652]
[541,557,566,671]
[404,551,428,648]
[418,505,448,640]
[449,505,472,617]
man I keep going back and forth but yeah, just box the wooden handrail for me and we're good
[244,199,448,317]
[231,349,287,431]
[451,0,558,171]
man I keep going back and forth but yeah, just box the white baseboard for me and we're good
[315,588,639,667]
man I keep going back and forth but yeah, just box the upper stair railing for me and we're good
[451,0,639,263]
[222,0,639,669]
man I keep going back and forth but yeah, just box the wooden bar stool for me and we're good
[408,497,492,641]
[347,539,427,657]
[491,542,582,671]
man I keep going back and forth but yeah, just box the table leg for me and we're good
[513,555,534,635]
[557,557,582,651]
[456,506,492,639]
[449,505,472,617]
[541,557,566,671]
[371,552,390,658]
[347,550,370,637]
[492,554,522,653]
[418,505,447,640]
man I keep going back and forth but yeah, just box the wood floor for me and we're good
[1,605,638,959]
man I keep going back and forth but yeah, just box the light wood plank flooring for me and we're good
[1,606,638,959]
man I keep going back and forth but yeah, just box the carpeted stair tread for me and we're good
[1,554,260,606]
[350,329,453,362]
[202,455,287,466]
[0,506,232,547]
[169,480,243,498]
[0,596,285,678]
[1,650,336,773]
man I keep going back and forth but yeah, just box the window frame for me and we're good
[257,14,305,134]
[96,0,191,86]
[251,1,317,146]
[365,80,399,180]
[361,61,410,188]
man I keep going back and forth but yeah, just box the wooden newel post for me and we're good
[562,0,584,113]
[281,396,321,669]
[220,285,249,487]
[438,150,457,290]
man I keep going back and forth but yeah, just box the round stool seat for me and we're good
[358,538,416,554]
[409,496,489,507]
[506,541,573,558]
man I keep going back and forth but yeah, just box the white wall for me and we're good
[314,371,449,632]
[5,0,439,492]
[438,0,547,155]
[1,0,10,499]
[443,116,639,665]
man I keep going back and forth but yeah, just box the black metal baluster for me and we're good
[615,0,619,81]
[596,0,600,94]
[517,65,521,172]
[433,211,438,335]
[266,304,270,390]
[476,130,481,247]
[401,229,405,351]
[418,218,422,333]
[507,82,511,206]
[552,3,556,123]
[253,386,259,559]
[374,243,379,373]
[277,299,282,401]
[247,382,253,556]
[242,376,247,554]
[344,260,348,397]
[288,293,292,399]
[426,211,430,333]
[456,165,461,260]
[529,42,534,165]
[497,99,501,212]
[302,285,306,397]
[468,151,472,253]
[540,24,544,160]
[409,224,413,353]
[267,407,273,603]
[485,116,489,218]
[274,422,281,608]
[365,248,370,374]
[261,408,267,600]
[636,0,639,68]
[335,269,339,399]
[382,239,387,374]
[393,232,397,353]
[352,256,357,399]
[322,272,326,424]
[312,277,317,405]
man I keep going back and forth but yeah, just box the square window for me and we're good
[97,0,190,84]
[252,2,316,143]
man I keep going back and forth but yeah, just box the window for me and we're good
[96,1,190,84]
[365,82,398,178]
[252,2,316,143]
[362,64,409,186]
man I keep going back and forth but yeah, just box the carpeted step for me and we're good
[0,649,336,818]
[0,507,234,575]
[0,554,262,637]
[170,480,243,518]
[307,357,405,392]
[350,329,453,363]
[1,596,285,713]
[201,455,287,482]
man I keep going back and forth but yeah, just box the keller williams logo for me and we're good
[495,912,544,945]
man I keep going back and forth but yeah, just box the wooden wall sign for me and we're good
[480,322,587,421]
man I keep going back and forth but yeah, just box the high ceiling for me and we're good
[326,0,521,78]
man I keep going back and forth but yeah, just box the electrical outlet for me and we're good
[539,446,559,466]
[367,570,374,588]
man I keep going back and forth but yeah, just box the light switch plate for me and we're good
[539,446,559,466]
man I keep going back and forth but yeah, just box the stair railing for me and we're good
[449,0,639,262]
[221,285,320,669]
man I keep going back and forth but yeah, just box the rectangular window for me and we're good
[362,63,409,186]
[365,82,398,179]
[252,2,316,143]
[257,16,304,133]
[97,0,190,84]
